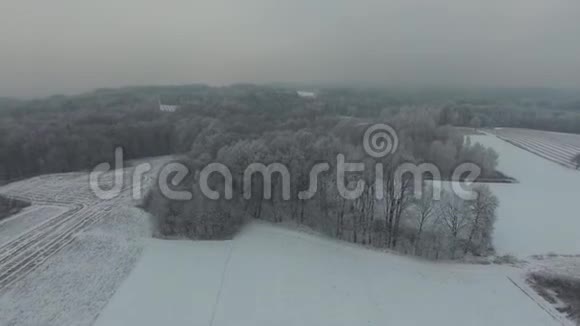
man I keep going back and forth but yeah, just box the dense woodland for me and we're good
[2,85,579,259]
[2,85,579,182]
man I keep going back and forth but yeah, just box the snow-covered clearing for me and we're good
[96,222,566,326]
[469,134,580,257]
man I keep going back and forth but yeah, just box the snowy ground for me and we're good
[96,222,567,326]
[0,157,171,325]
[0,205,69,244]
[0,206,152,325]
[1,141,577,325]
[469,134,580,257]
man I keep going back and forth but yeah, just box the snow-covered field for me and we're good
[491,128,580,170]
[0,205,69,244]
[0,206,152,325]
[96,222,566,326]
[469,134,580,257]
[0,157,171,325]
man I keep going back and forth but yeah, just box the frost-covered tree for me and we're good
[437,191,471,259]
[464,185,498,256]
[409,185,437,255]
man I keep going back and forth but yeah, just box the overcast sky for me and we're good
[1,0,579,97]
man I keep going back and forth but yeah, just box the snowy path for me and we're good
[469,134,580,257]
[96,223,564,326]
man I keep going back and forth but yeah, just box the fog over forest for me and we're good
[1,0,580,97]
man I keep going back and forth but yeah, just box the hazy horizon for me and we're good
[1,0,579,97]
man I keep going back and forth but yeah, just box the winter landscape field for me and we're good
[95,223,564,326]
[94,132,580,326]
[0,132,577,325]
[0,158,167,325]
[3,1,580,324]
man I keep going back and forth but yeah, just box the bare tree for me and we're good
[464,185,498,255]
[438,190,471,259]
[410,185,437,255]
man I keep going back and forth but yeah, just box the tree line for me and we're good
[439,103,580,134]
[3,85,578,183]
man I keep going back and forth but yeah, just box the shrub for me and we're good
[0,195,30,221]
[144,183,244,240]
[529,273,580,323]
[493,254,519,265]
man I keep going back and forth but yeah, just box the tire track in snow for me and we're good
[0,170,136,292]
[209,240,235,326]
[0,205,108,289]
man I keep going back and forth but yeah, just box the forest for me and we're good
[2,85,579,183]
[2,85,580,259]
[142,108,501,259]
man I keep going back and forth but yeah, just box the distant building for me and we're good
[297,91,317,99]
[159,100,178,112]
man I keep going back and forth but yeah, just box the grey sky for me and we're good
[1,0,579,97]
